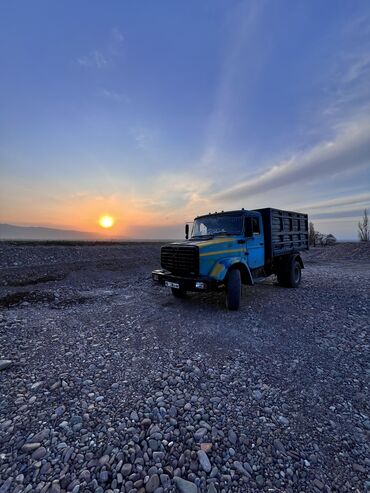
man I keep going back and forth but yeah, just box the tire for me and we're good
[278,259,301,288]
[277,271,289,286]
[171,287,187,298]
[226,269,241,310]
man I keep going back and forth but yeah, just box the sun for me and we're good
[99,215,115,229]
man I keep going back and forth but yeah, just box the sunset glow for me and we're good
[99,215,114,229]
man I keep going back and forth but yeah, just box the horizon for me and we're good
[1,1,370,239]
[0,218,363,242]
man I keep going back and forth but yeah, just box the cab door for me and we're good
[245,214,265,269]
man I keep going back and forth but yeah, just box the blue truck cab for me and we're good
[152,208,308,310]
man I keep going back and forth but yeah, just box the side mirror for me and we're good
[185,224,189,239]
[245,217,253,238]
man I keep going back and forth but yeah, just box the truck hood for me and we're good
[166,236,244,255]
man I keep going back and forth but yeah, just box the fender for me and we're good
[295,254,304,269]
[278,253,304,273]
[209,257,254,285]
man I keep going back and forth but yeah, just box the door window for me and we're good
[252,217,260,235]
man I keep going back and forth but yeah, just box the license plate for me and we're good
[165,281,180,289]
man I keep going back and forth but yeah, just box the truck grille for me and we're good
[161,245,199,276]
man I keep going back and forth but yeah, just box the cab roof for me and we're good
[194,209,249,220]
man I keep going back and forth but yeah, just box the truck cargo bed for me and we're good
[255,208,308,265]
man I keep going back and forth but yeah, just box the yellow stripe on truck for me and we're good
[196,238,233,248]
[199,248,244,257]
[210,263,225,276]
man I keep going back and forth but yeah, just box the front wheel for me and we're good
[171,287,187,298]
[226,269,241,310]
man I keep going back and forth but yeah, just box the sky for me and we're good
[0,0,369,240]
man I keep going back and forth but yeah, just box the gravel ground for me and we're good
[0,242,369,493]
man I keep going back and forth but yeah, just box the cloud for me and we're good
[200,1,262,169]
[310,208,366,220]
[129,126,160,150]
[297,193,370,212]
[342,53,370,85]
[77,50,109,69]
[77,27,124,69]
[134,172,212,219]
[214,119,370,202]
[101,89,130,103]
[111,27,124,44]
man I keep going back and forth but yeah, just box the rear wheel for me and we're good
[171,287,187,298]
[226,269,241,310]
[278,259,301,288]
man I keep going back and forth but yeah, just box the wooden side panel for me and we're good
[254,208,309,264]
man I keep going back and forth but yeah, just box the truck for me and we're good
[152,208,309,310]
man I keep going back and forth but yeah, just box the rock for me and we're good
[160,474,171,488]
[200,443,212,453]
[253,389,263,400]
[207,484,217,493]
[353,463,366,473]
[29,429,50,443]
[146,474,160,492]
[121,463,132,476]
[22,442,41,452]
[99,454,110,465]
[173,477,198,493]
[197,450,211,473]
[153,451,165,462]
[141,418,152,428]
[194,428,208,441]
[100,470,109,482]
[243,462,253,475]
[30,381,43,390]
[233,461,250,477]
[363,420,370,431]
[278,416,289,426]
[32,447,47,460]
[70,415,82,426]
[256,475,264,487]
[55,405,65,417]
[0,360,12,371]
[273,438,285,452]
[49,483,61,493]
[313,478,324,490]
[228,429,237,445]
[0,477,13,493]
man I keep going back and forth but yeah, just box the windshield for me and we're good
[191,214,243,237]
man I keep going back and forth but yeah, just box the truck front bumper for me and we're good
[151,269,223,292]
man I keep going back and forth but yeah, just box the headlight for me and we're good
[195,281,207,290]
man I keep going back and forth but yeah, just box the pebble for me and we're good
[197,450,211,473]
[228,429,237,445]
[0,360,12,371]
[145,473,160,492]
[173,477,198,493]
[32,447,47,460]
[22,443,41,452]
[256,475,264,486]
[233,460,250,477]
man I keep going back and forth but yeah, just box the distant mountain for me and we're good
[0,223,102,240]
